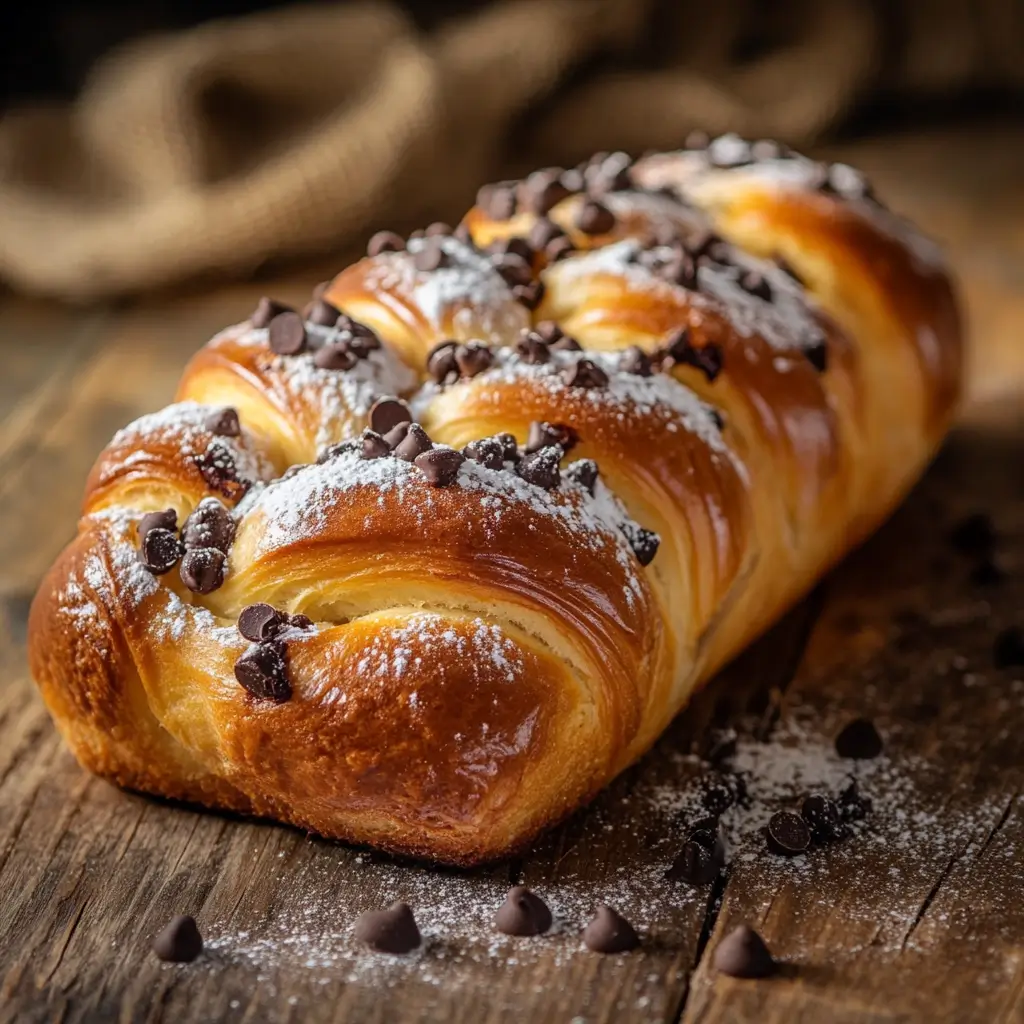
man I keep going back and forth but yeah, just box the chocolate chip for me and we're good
[360,429,391,460]
[837,778,872,822]
[545,236,576,262]
[493,253,534,290]
[801,794,842,843]
[516,333,551,365]
[525,421,577,455]
[138,509,177,544]
[234,641,291,702]
[561,359,609,389]
[288,613,314,630]
[994,627,1024,669]
[660,327,723,382]
[204,407,241,437]
[739,270,772,301]
[139,527,182,575]
[766,810,811,856]
[268,311,307,355]
[661,250,699,289]
[382,421,411,448]
[494,432,519,462]
[534,321,564,344]
[585,152,633,193]
[426,340,459,384]
[477,181,518,221]
[575,199,616,235]
[582,906,639,953]
[250,297,291,329]
[153,915,203,963]
[180,547,226,594]
[193,441,246,498]
[412,241,449,272]
[949,513,996,556]
[238,603,286,643]
[834,717,883,759]
[805,339,829,372]
[665,840,718,885]
[315,440,359,464]
[307,299,341,327]
[521,169,572,215]
[512,279,545,310]
[181,497,235,551]
[549,333,581,352]
[394,423,433,462]
[565,458,599,495]
[314,343,357,371]
[707,135,753,169]
[367,230,404,256]
[455,341,494,378]
[529,218,564,250]
[414,447,464,486]
[463,437,506,470]
[369,397,412,436]
[346,319,381,348]
[488,236,535,264]
[625,525,659,567]
[620,347,653,376]
[354,902,421,954]
[494,886,552,936]
[425,221,452,237]
[517,446,561,489]
[712,925,776,978]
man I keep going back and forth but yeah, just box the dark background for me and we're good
[4,0,1022,137]
[1,1,483,105]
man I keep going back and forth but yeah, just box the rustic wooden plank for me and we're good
[682,425,1024,1023]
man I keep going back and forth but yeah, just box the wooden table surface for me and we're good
[1,122,1023,1024]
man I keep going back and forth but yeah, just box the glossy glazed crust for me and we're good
[29,141,963,864]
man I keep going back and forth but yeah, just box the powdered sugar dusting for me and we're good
[196,702,1007,992]
[548,238,824,353]
[275,347,417,449]
[352,613,525,686]
[423,346,727,454]
[111,401,273,486]
[235,445,652,610]
[364,236,529,341]
[632,137,948,274]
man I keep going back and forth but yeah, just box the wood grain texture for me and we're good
[1,122,1023,1023]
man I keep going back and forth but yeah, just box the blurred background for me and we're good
[0,0,1022,305]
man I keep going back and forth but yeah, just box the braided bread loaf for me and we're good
[29,136,962,865]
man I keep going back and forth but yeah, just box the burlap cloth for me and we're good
[0,0,1020,300]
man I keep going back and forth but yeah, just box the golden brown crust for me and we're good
[29,140,964,864]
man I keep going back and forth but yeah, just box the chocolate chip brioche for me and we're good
[28,135,962,865]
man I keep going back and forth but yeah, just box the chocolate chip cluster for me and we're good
[251,294,382,371]
[137,405,249,593]
[314,413,658,566]
[233,602,314,703]
[682,131,878,203]
[625,228,828,373]
[367,225,553,310]
[475,151,634,226]
[138,491,236,596]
